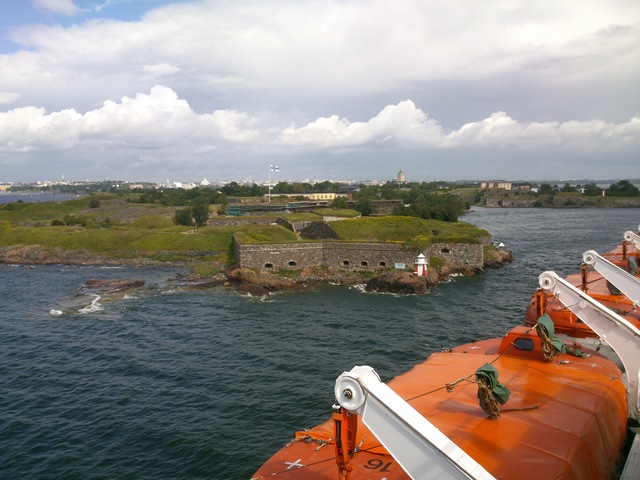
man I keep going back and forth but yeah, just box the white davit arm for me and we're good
[539,271,640,420]
[624,230,640,250]
[335,366,497,480]
[582,250,640,307]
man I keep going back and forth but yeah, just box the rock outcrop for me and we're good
[365,271,439,295]
[225,267,304,295]
[85,278,146,292]
[0,242,514,296]
[0,245,119,266]
[300,221,340,240]
[484,248,514,269]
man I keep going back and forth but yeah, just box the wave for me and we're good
[78,294,103,314]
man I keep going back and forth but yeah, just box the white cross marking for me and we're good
[285,458,304,469]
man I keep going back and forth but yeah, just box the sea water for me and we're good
[1,207,638,478]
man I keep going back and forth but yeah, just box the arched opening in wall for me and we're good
[361,261,369,267]
[441,248,451,254]
[342,260,350,267]
[378,261,386,267]
[264,263,274,269]
[288,260,297,267]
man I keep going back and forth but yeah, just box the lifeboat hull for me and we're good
[525,271,640,338]
[251,327,628,479]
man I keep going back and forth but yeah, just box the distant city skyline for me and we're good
[3,175,638,189]
[0,1,638,183]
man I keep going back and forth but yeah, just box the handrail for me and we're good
[539,271,640,420]
[624,231,640,250]
[335,366,497,480]
[582,250,640,306]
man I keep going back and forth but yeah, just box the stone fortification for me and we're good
[233,236,484,272]
[208,217,275,227]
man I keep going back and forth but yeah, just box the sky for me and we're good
[0,0,639,184]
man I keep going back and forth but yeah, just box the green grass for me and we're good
[0,199,89,224]
[0,198,488,270]
[130,215,175,229]
[233,226,297,244]
[329,216,489,246]
[313,208,361,218]
[280,212,323,222]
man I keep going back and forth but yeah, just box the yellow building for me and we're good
[266,192,348,201]
[481,181,512,190]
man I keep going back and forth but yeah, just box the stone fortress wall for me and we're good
[234,236,484,272]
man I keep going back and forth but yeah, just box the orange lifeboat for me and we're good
[251,320,628,479]
[525,233,640,338]
[525,268,640,337]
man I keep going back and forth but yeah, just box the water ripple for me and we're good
[0,208,638,478]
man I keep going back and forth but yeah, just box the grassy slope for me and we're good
[329,216,489,245]
[0,198,487,271]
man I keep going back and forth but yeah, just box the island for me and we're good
[0,193,512,295]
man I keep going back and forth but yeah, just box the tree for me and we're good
[192,203,210,227]
[356,199,373,216]
[330,196,348,209]
[250,184,264,197]
[354,185,379,200]
[584,183,602,196]
[538,184,555,195]
[290,183,304,193]
[173,207,194,226]
[608,180,639,197]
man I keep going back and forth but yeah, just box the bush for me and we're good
[63,214,87,227]
[356,199,373,216]
[331,197,349,209]
[584,183,602,196]
[608,180,639,197]
[131,215,174,229]
[192,203,210,227]
[173,208,194,226]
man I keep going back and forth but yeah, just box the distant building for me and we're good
[266,192,348,201]
[396,170,405,183]
[481,181,512,190]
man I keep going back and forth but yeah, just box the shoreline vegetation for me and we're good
[1,181,638,294]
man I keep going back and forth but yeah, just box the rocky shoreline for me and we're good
[0,244,513,295]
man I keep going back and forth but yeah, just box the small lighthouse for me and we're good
[414,253,428,277]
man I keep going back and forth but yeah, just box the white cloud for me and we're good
[33,0,80,16]
[92,1,113,13]
[4,0,638,116]
[278,101,443,148]
[1,87,637,160]
[0,92,22,105]
[0,1,639,181]
[142,63,181,78]
[0,86,265,154]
